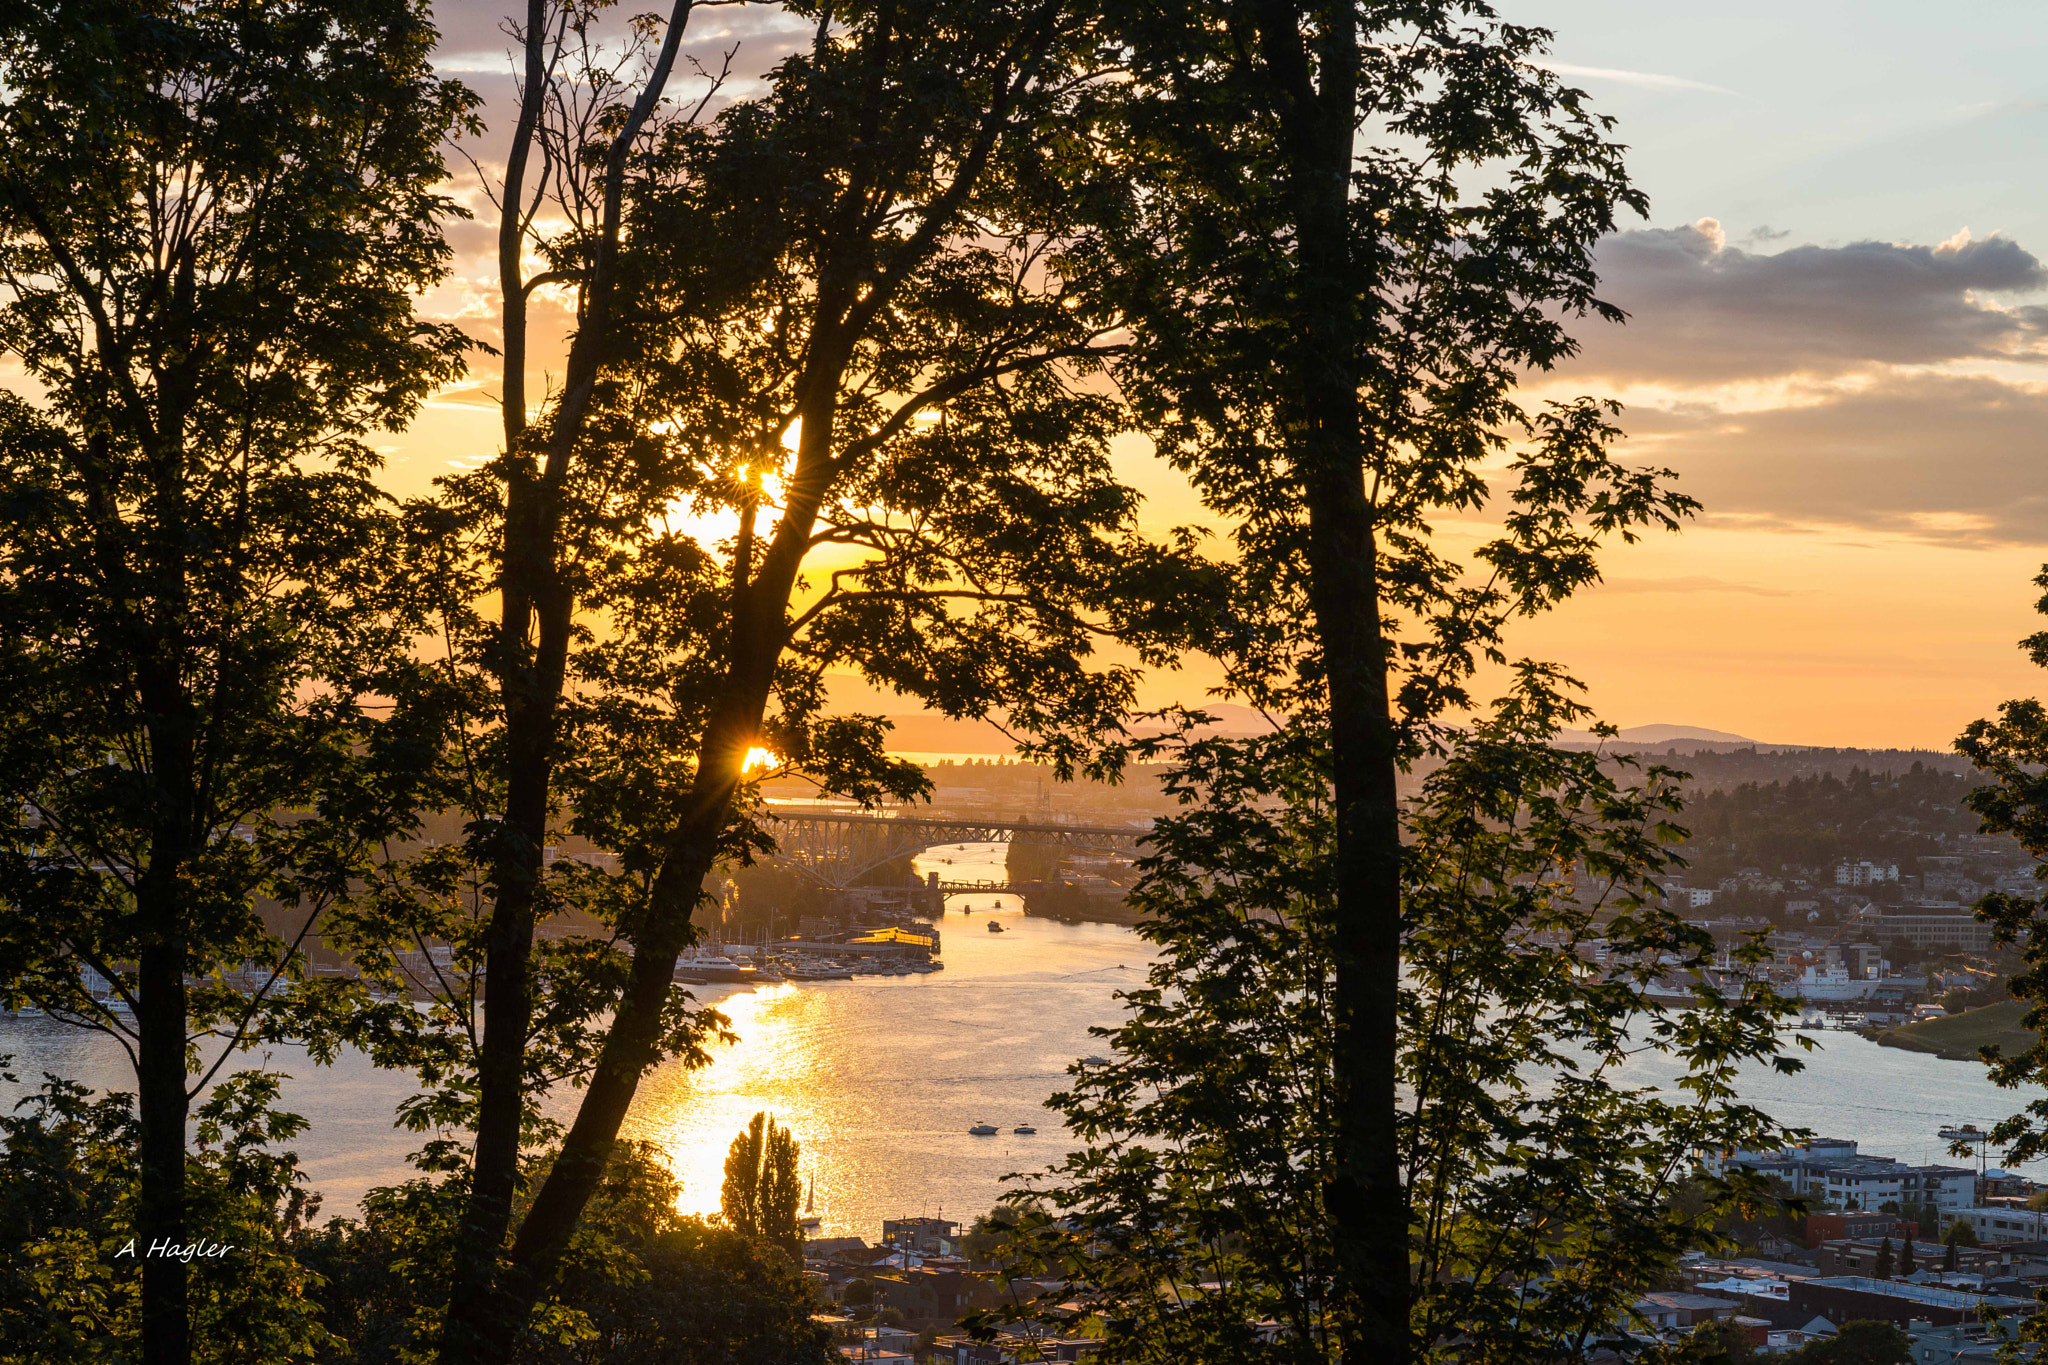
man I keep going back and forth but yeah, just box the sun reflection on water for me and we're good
[598,839,1149,1237]
[624,982,841,1220]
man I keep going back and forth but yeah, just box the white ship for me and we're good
[1794,961,1881,1002]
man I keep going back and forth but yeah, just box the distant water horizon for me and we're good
[2,841,2041,1239]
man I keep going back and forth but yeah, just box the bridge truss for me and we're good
[760,810,1147,889]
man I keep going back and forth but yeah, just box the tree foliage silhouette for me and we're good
[721,1112,804,1262]
[1051,1,1686,1356]
[0,3,470,1360]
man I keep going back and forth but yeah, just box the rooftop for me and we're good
[1640,1292,1742,1311]
[1809,1277,2032,1310]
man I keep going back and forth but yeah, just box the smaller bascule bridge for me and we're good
[759,809,1148,891]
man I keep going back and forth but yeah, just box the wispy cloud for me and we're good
[1533,60,1737,96]
[1596,576,1806,597]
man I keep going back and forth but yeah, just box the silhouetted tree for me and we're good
[982,710,1799,1363]
[1874,1237,1894,1279]
[0,4,470,1360]
[293,1140,835,1365]
[422,1,1210,1355]
[1686,1319,1759,1364]
[1082,3,1669,1355]
[1948,572,2048,1351]
[721,1112,804,1262]
[1786,1318,1911,1365]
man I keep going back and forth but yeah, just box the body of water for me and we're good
[1,842,2040,1236]
[0,842,1148,1236]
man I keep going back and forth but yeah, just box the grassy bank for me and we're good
[1870,998,2038,1061]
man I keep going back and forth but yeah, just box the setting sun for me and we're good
[742,746,779,772]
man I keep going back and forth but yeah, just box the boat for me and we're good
[797,1178,821,1230]
[1079,1055,1109,1068]
[784,959,854,981]
[969,1123,998,1136]
[1012,1125,1036,1135]
[1794,961,1884,1002]
[672,954,758,984]
[987,921,1005,933]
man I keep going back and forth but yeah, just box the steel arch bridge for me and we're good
[760,810,1147,889]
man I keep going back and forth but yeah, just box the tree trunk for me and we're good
[136,930,190,1365]
[461,695,759,1358]
[1249,2,1408,1357]
[136,642,195,1365]
[1304,459,1408,1362]
[456,375,844,1356]
[441,477,573,1357]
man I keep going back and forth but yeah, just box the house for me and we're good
[883,1216,962,1255]
[1700,1137,1860,1182]
[874,1266,1004,1325]
[1816,1238,2002,1277]
[806,1236,871,1259]
[1806,1212,1916,1247]
[1820,1161,1975,1217]
[1633,1293,1740,1329]
[1907,1320,2006,1363]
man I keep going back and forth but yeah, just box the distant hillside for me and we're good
[1615,724,1755,744]
[1648,747,1978,792]
[1872,999,2037,1062]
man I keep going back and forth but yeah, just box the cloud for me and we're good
[1594,576,1807,597]
[1548,220,2048,545]
[1570,220,2048,384]
[1532,60,1737,96]
[1625,372,2048,545]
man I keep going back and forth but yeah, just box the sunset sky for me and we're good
[387,0,2048,751]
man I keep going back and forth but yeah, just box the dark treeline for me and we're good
[1645,745,1978,793]
[1682,763,1990,874]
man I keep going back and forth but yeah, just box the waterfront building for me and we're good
[1861,907,1995,953]
[1698,1137,1860,1180]
[1955,1205,2048,1243]
[1821,1161,1976,1217]
[881,1216,960,1254]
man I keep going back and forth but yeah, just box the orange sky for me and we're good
[0,4,1990,754]
[377,4,2048,753]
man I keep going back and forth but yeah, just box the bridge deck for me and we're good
[755,809,1147,889]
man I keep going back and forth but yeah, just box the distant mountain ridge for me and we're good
[1558,723,1758,746]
